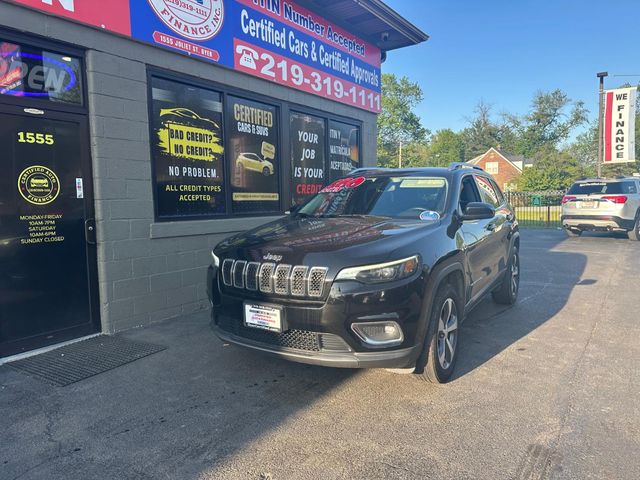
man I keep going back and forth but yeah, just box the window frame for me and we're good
[146,66,364,221]
[458,174,482,213]
[0,29,87,115]
[485,161,499,175]
[474,174,503,208]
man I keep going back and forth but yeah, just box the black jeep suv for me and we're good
[207,163,520,383]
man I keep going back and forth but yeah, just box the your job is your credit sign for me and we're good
[604,87,637,164]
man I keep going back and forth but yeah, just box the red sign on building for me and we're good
[8,0,131,35]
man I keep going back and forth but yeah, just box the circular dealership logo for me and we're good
[18,166,60,205]
[148,0,225,41]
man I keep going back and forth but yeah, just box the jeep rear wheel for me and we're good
[262,167,270,176]
[565,228,582,237]
[415,283,461,384]
[492,247,520,305]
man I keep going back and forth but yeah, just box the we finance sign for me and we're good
[604,87,637,164]
[9,0,381,113]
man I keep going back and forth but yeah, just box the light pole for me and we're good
[596,71,608,178]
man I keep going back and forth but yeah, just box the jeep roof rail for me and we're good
[448,162,483,171]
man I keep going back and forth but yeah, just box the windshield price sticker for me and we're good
[320,176,366,193]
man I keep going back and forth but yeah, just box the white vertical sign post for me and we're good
[603,87,637,164]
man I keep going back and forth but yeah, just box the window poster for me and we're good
[328,120,360,183]
[150,77,225,219]
[290,112,325,206]
[227,96,280,213]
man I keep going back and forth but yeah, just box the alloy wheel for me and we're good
[437,298,458,369]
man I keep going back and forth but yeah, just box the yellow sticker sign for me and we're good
[18,166,60,205]
[261,141,276,160]
[158,122,224,162]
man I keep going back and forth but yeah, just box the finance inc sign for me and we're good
[8,0,382,112]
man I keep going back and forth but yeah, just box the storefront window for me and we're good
[290,112,326,206]
[328,120,360,183]
[227,96,280,214]
[150,77,225,219]
[0,40,83,105]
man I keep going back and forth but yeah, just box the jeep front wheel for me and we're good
[415,283,461,384]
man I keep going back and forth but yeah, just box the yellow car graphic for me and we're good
[30,178,50,188]
[159,108,220,129]
[236,153,274,176]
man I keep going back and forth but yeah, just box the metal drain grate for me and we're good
[7,335,166,386]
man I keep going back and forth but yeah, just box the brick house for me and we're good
[468,147,533,191]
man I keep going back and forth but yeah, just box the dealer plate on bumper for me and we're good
[244,302,284,333]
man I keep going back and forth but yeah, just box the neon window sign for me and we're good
[0,51,78,99]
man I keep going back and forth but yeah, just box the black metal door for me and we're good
[0,104,99,357]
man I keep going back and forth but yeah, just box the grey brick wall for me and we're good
[1,2,378,334]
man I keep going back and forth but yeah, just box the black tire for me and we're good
[492,246,520,305]
[628,213,640,241]
[415,283,462,384]
[262,167,270,176]
[565,228,582,237]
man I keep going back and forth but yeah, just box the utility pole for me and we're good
[596,71,608,178]
[398,139,403,168]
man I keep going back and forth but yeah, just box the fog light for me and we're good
[351,321,404,347]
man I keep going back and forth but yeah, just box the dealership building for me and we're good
[0,0,427,357]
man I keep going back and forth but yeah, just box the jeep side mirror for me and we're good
[462,202,495,221]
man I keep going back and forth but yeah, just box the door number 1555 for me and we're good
[17,131,55,145]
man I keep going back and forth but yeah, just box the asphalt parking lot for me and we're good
[2,229,639,480]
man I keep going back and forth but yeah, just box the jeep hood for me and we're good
[213,215,441,271]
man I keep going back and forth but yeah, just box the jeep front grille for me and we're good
[233,260,246,289]
[274,265,292,295]
[222,259,234,286]
[245,262,260,291]
[259,263,275,293]
[308,267,328,298]
[222,259,328,298]
[290,266,308,296]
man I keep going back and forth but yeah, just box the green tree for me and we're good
[518,146,584,191]
[504,89,588,157]
[565,121,598,177]
[377,73,428,167]
[427,129,465,167]
[461,101,509,160]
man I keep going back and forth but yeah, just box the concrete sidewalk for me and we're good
[2,229,640,479]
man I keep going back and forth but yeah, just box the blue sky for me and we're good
[383,0,640,136]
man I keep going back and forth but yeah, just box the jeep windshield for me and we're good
[297,176,448,219]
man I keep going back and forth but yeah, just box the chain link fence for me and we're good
[504,191,565,228]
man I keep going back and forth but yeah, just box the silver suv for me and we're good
[561,177,640,240]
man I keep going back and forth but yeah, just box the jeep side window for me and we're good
[474,175,501,208]
[459,176,482,212]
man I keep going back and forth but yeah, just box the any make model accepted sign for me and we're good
[603,87,637,164]
[7,0,382,113]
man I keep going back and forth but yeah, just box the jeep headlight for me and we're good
[335,255,420,284]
